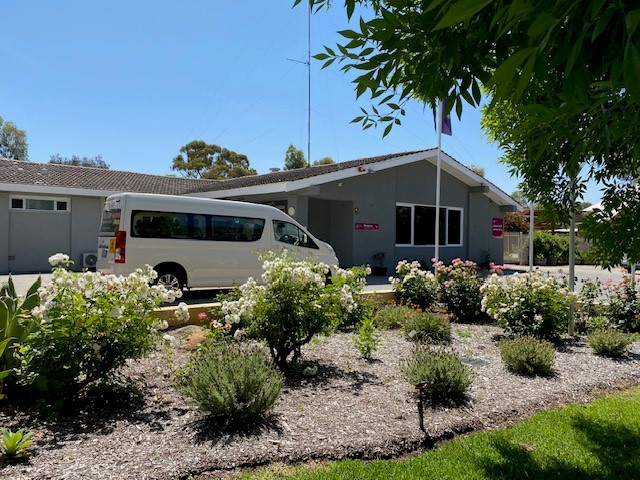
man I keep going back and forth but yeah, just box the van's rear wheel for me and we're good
[155,268,185,291]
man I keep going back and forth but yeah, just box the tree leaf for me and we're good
[433,0,493,30]
[338,29,360,39]
[624,41,640,98]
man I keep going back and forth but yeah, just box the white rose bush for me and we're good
[220,252,367,372]
[389,260,438,310]
[11,254,182,400]
[481,271,572,341]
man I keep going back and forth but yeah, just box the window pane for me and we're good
[56,201,68,211]
[448,210,462,245]
[414,206,435,245]
[100,209,121,236]
[27,199,54,210]
[395,206,412,244]
[273,220,302,245]
[439,207,447,245]
[11,198,23,209]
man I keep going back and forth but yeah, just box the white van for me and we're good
[96,193,339,289]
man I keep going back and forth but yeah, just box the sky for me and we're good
[1,0,601,204]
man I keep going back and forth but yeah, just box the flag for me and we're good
[441,98,452,136]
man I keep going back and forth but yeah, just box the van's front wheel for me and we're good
[155,267,185,291]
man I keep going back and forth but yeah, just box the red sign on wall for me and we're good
[492,218,504,238]
[355,223,379,231]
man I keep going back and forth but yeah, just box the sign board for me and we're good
[355,223,379,231]
[492,218,504,238]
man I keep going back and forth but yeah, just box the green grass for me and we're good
[241,387,640,479]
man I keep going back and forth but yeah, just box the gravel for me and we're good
[2,325,639,480]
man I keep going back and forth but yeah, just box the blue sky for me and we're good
[2,0,600,203]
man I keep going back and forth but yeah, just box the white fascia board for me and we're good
[0,183,115,197]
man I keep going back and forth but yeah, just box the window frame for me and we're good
[395,202,464,247]
[9,195,71,212]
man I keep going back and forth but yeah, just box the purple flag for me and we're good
[441,99,452,136]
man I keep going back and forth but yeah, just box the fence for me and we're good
[503,231,591,265]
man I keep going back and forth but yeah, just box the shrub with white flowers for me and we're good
[481,271,572,341]
[389,260,438,310]
[13,254,182,400]
[220,252,365,372]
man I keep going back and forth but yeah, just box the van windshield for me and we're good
[99,208,121,237]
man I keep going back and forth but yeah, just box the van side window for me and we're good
[272,220,319,249]
[132,210,264,242]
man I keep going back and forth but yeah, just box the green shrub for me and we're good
[220,253,365,373]
[0,428,33,459]
[575,279,603,333]
[372,304,418,330]
[499,336,556,376]
[404,311,452,344]
[402,347,472,403]
[176,342,283,421]
[533,231,563,259]
[0,276,41,399]
[12,256,180,401]
[481,271,570,341]
[433,258,490,323]
[353,316,382,359]
[602,277,640,332]
[390,260,439,310]
[587,329,633,358]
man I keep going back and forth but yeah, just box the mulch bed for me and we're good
[2,324,640,480]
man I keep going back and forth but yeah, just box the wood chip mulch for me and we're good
[2,324,639,480]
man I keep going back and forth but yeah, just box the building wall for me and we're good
[467,193,505,265]
[3,193,103,274]
[0,193,9,274]
[70,196,103,266]
[311,160,489,268]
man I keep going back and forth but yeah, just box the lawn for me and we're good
[242,386,640,479]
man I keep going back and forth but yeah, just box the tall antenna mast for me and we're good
[287,2,311,167]
[306,0,311,167]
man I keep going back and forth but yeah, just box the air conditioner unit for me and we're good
[82,252,98,270]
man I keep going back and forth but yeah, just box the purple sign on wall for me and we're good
[355,223,379,231]
[492,218,504,238]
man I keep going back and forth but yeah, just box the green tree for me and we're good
[172,141,257,180]
[284,144,307,170]
[50,154,109,168]
[0,116,28,160]
[504,212,528,233]
[299,0,640,266]
[312,156,335,166]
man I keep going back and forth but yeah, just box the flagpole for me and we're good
[435,99,444,262]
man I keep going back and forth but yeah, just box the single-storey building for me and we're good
[1,149,519,274]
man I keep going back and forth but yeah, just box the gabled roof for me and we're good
[0,158,218,196]
[1,150,520,208]
[182,149,428,193]
[187,149,520,208]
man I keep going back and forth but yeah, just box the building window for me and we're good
[395,203,463,246]
[10,196,70,212]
